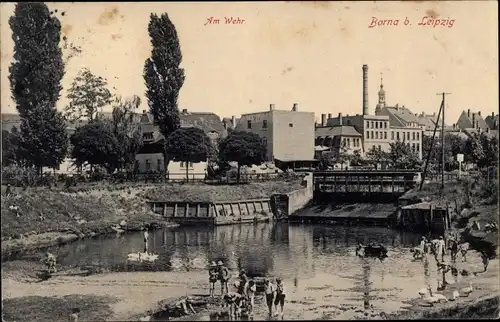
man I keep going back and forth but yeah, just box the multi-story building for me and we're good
[315,114,364,157]
[320,65,423,160]
[136,108,227,178]
[234,103,316,168]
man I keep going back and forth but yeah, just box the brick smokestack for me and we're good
[362,64,369,115]
[321,114,327,126]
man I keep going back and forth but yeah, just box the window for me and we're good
[407,132,410,140]
[416,143,420,152]
[375,122,378,129]
[289,123,293,127]
[366,121,370,128]
[391,131,394,140]
[157,159,162,171]
[417,132,420,140]
[146,160,151,171]
[378,145,381,150]
[342,138,346,146]
[180,161,184,168]
[263,120,268,128]
[396,132,400,140]
[189,162,193,168]
[384,132,387,139]
[143,132,153,141]
[412,132,415,140]
[347,138,351,147]
[384,122,387,129]
[375,132,379,139]
[371,121,374,128]
[247,120,252,129]
[412,143,416,152]
[262,137,267,146]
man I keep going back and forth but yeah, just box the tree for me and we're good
[164,127,211,181]
[477,133,498,168]
[65,68,113,122]
[143,13,185,166]
[9,3,68,173]
[388,141,421,169]
[218,131,267,183]
[422,134,467,171]
[1,127,21,167]
[107,95,143,171]
[70,121,119,174]
[365,146,389,169]
[464,133,485,167]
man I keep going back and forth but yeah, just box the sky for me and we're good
[0,1,498,124]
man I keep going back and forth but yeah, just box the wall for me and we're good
[168,161,207,180]
[135,153,164,173]
[272,110,315,161]
[42,157,80,175]
[235,111,274,161]
[390,127,423,159]
[285,173,314,215]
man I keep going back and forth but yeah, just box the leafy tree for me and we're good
[70,121,119,174]
[318,151,335,170]
[65,68,113,122]
[164,127,211,182]
[422,134,467,171]
[107,95,143,171]
[218,131,267,183]
[143,13,185,166]
[365,146,389,169]
[477,133,498,168]
[1,127,21,167]
[348,149,364,167]
[388,141,421,169]
[8,3,68,173]
[464,133,485,167]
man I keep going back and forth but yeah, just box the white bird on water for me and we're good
[449,290,460,301]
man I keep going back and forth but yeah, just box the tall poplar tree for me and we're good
[143,13,185,166]
[9,3,68,173]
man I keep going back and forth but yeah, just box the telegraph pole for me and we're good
[437,92,451,189]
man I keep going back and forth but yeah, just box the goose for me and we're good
[423,288,447,304]
[111,225,125,234]
[460,282,473,297]
[418,287,430,298]
[449,290,460,301]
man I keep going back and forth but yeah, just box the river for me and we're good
[6,219,456,320]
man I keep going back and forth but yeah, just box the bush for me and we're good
[1,165,38,187]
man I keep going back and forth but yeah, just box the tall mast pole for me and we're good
[437,92,451,189]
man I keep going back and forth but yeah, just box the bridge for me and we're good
[312,170,421,202]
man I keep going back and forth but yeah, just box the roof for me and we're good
[417,112,449,131]
[179,112,226,134]
[1,113,88,133]
[485,114,499,130]
[457,110,489,130]
[384,106,419,124]
[401,201,451,210]
[315,125,362,138]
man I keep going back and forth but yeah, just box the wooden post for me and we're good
[153,203,156,213]
[173,203,178,217]
[196,204,200,217]
[429,204,433,231]
[163,204,167,217]
[185,203,189,217]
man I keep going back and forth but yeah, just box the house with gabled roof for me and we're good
[455,109,489,131]
[485,112,499,130]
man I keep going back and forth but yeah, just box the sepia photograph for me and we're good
[1,1,498,321]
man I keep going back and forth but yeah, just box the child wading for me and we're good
[208,261,218,297]
[217,261,230,295]
[274,277,286,316]
[264,279,275,317]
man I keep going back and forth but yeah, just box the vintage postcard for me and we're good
[1,1,498,321]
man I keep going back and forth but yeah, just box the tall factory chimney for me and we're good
[362,64,369,115]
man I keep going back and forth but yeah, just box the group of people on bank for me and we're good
[208,261,286,318]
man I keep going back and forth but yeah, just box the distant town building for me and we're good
[235,103,316,169]
[455,109,489,131]
[485,112,499,130]
[136,109,226,178]
[315,114,363,158]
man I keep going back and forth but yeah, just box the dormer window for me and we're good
[143,132,154,141]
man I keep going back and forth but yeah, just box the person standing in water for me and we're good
[217,261,230,295]
[264,279,276,317]
[274,277,286,316]
[246,280,257,315]
[143,226,149,254]
[208,261,218,297]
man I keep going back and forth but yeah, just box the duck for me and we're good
[422,287,447,304]
[449,290,460,301]
[460,282,473,297]
[127,252,159,262]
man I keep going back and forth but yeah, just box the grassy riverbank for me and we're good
[1,179,303,255]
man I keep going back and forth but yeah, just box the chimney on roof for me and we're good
[467,109,470,118]
[452,123,456,130]
[321,114,327,127]
[292,103,298,111]
[486,127,490,133]
[338,113,343,126]
[232,116,236,128]
[478,111,481,116]
[182,109,188,114]
[492,112,495,117]
[476,120,479,129]
[270,104,275,111]
[142,110,147,114]
[472,113,476,128]
[328,113,332,119]
[362,64,369,115]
